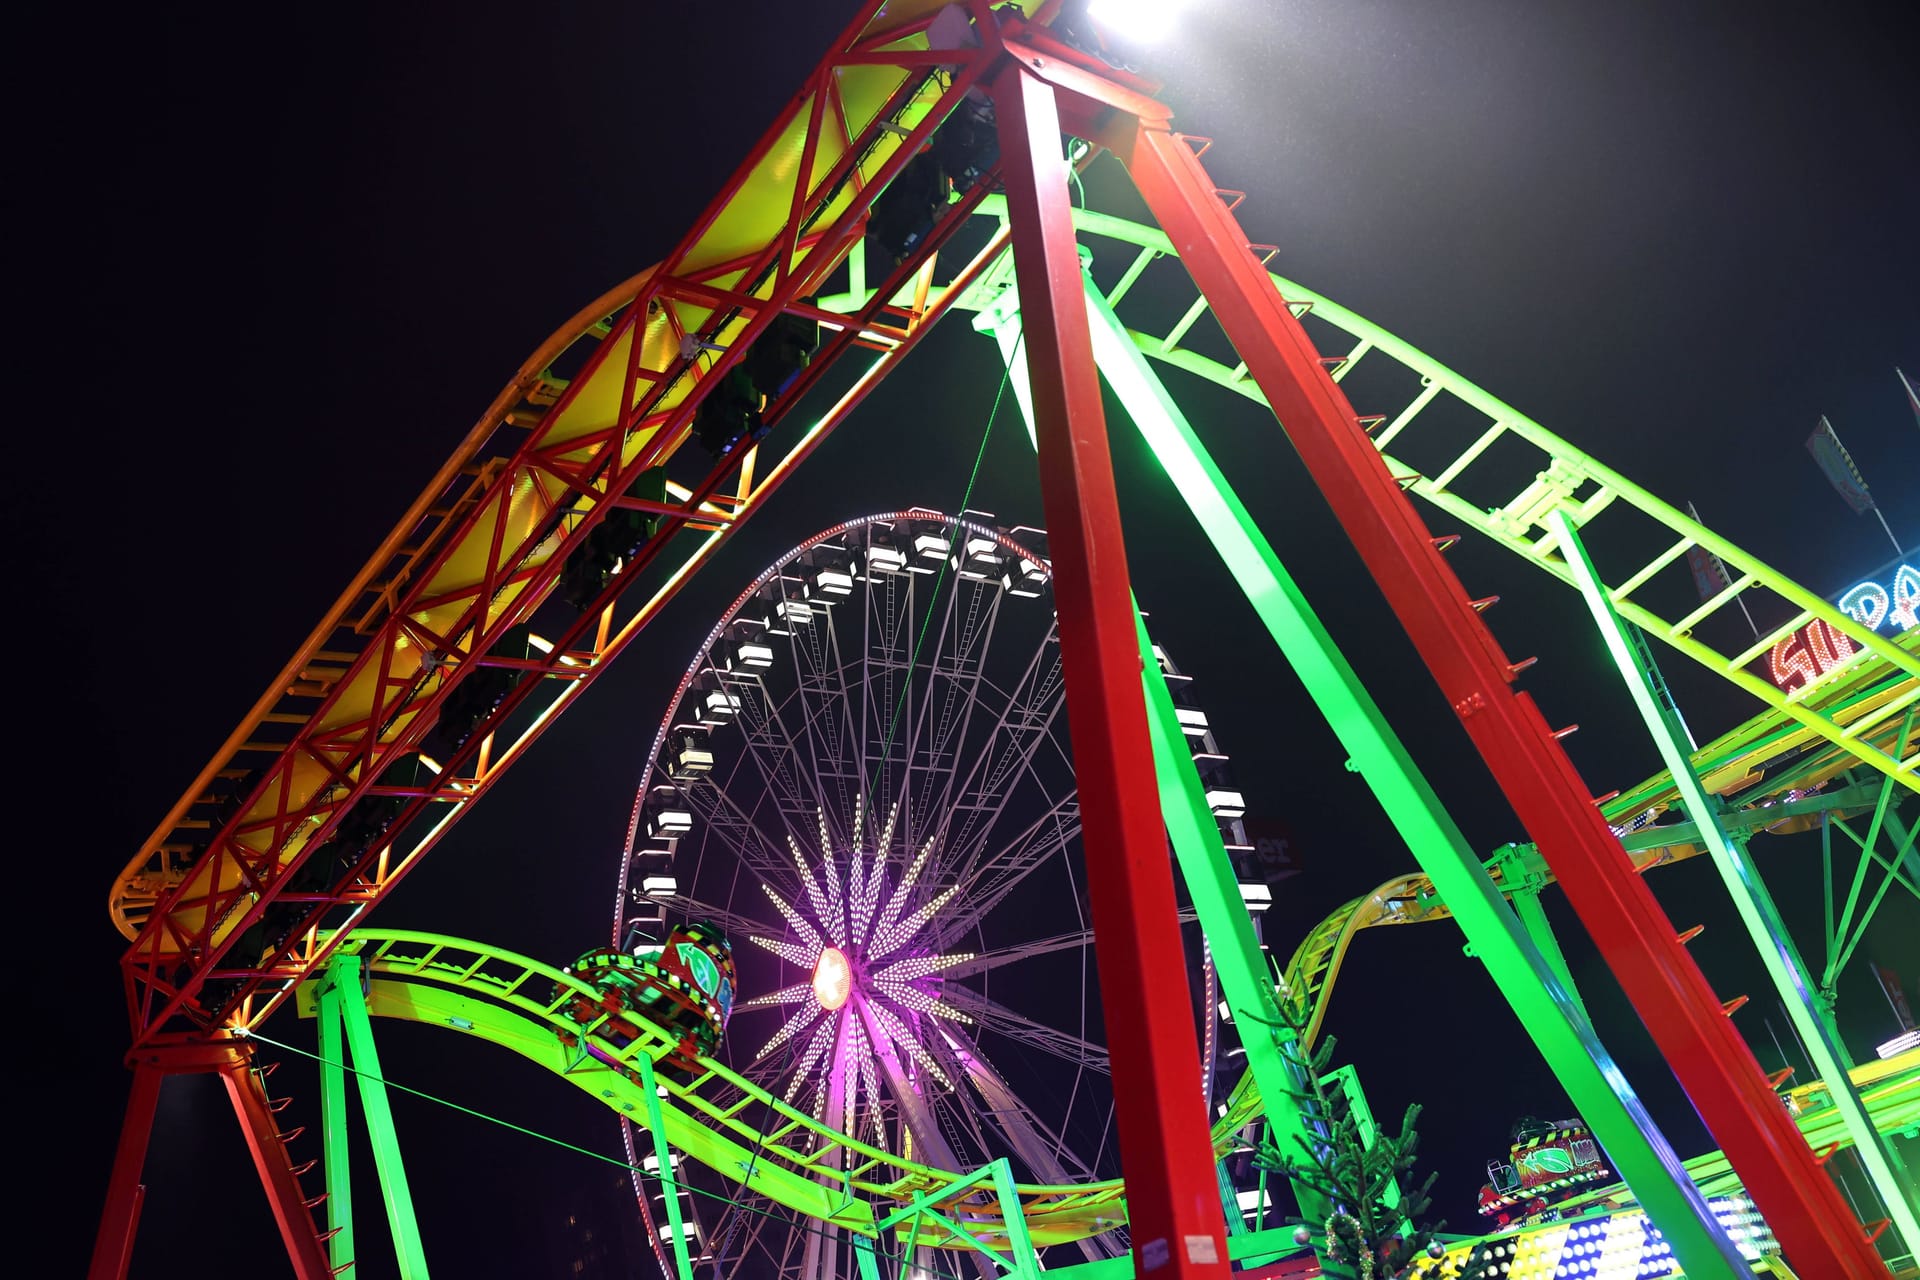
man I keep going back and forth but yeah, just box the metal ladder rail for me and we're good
[1026,201,1917,789]
[1110,275,1918,793]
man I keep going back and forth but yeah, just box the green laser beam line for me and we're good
[239,1028,1005,1280]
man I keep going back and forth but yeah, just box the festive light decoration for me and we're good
[748,804,971,1120]
[1768,617,1859,694]
[1838,561,1920,633]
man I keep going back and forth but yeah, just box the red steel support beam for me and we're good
[1115,117,1890,1278]
[91,1039,334,1280]
[219,1053,334,1280]
[89,1061,162,1280]
[988,61,1229,1280]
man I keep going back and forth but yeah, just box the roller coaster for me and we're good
[93,3,1918,1279]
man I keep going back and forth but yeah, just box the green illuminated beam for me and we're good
[1490,844,1590,1024]
[1132,602,1330,1232]
[1553,510,1920,1257]
[979,296,1329,1233]
[635,1054,694,1280]
[330,953,432,1279]
[986,274,1750,1279]
[316,971,355,1273]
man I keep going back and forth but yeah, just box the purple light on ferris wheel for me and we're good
[745,803,973,1106]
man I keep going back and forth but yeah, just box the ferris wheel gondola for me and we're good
[608,510,1251,1279]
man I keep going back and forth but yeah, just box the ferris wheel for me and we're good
[611,510,1247,1279]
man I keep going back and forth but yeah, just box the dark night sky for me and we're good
[17,1,1919,1276]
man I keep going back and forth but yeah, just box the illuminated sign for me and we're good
[1837,561,1920,633]
[677,942,719,997]
[1769,619,1859,693]
[1767,559,1915,694]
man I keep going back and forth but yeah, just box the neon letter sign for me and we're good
[1837,562,1920,634]
[1770,619,1859,694]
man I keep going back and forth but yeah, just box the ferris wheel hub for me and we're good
[813,945,854,1011]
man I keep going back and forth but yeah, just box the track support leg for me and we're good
[328,953,430,1278]
[1113,109,1893,1279]
[635,1054,695,1280]
[988,59,1229,1280]
[89,1060,162,1280]
[1555,509,1920,1261]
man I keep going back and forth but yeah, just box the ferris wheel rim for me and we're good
[613,509,1056,939]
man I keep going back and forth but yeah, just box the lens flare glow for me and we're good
[812,946,852,1011]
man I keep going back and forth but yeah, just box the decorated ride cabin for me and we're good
[555,919,737,1083]
[1477,1115,1611,1225]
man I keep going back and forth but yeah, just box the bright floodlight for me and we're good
[813,945,853,1011]
[1089,0,1176,42]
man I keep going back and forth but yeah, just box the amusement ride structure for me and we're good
[92,3,1918,1279]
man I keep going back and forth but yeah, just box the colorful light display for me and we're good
[1838,561,1920,634]
[1766,558,1915,693]
[742,799,973,1112]
[1434,1194,1775,1279]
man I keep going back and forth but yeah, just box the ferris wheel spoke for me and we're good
[777,575,861,840]
[904,580,1007,839]
[935,791,1083,945]
[942,986,1109,1075]
[806,598,867,831]
[870,562,967,856]
[938,913,1196,981]
[731,675,829,832]
[937,619,1065,859]
[854,553,915,826]
[937,1025,1107,1191]
[679,775,797,888]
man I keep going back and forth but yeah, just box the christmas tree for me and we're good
[1253,991,1454,1280]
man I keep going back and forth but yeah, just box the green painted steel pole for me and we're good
[1133,603,1331,1235]
[983,277,1750,1278]
[1490,845,1591,1024]
[634,1053,695,1280]
[990,1158,1044,1280]
[1552,509,1920,1258]
[981,300,1330,1237]
[315,977,355,1274]
[331,953,432,1279]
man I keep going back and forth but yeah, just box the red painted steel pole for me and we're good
[1118,119,1891,1278]
[220,1054,334,1280]
[89,1064,162,1280]
[990,62,1230,1280]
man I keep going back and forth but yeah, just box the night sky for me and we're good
[21,1,1919,1276]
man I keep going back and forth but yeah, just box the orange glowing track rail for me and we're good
[116,0,1046,1046]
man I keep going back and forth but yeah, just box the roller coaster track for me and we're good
[307,930,1918,1269]
[1268,649,1919,1057]
[1023,201,1918,783]
[306,930,1133,1249]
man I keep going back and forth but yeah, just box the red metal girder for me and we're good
[997,21,1170,128]
[122,22,1009,1042]
[89,1060,163,1280]
[219,1053,334,1280]
[987,61,1228,1280]
[1117,117,1892,1278]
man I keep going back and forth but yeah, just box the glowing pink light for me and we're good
[813,946,853,1011]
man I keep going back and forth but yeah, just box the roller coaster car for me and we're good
[1476,1115,1610,1225]
[554,920,737,1085]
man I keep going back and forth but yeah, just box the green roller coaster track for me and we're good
[294,930,1919,1276]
